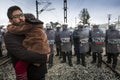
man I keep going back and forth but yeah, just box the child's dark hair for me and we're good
[24,13,44,24]
[24,13,36,20]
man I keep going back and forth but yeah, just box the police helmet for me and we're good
[46,23,52,29]
[109,23,116,29]
[77,23,83,28]
[62,23,68,26]
[56,24,61,28]
[92,24,99,28]
[84,24,89,27]
[61,23,68,30]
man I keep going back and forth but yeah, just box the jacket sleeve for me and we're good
[4,32,47,64]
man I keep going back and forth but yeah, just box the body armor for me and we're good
[106,29,120,53]
[46,29,55,54]
[60,29,72,52]
[79,28,89,53]
[90,29,105,52]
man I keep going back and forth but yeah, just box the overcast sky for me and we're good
[0,0,120,27]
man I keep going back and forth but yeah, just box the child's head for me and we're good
[24,13,36,20]
[24,13,43,24]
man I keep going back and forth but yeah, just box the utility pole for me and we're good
[118,15,120,28]
[75,17,77,26]
[36,0,53,19]
[36,0,39,19]
[63,0,67,23]
[107,14,111,27]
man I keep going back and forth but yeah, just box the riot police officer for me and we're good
[55,25,61,58]
[84,24,91,56]
[46,23,55,68]
[106,23,120,69]
[90,24,105,67]
[72,28,80,57]
[77,23,90,67]
[105,25,113,56]
[60,23,73,66]
[73,26,80,64]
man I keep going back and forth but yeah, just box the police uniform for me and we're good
[106,24,120,69]
[78,24,90,67]
[46,24,55,68]
[90,25,105,67]
[55,25,61,57]
[72,28,80,60]
[84,25,91,56]
[60,24,73,66]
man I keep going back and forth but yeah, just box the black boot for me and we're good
[97,52,102,68]
[76,54,80,65]
[81,54,86,67]
[61,52,66,63]
[91,52,96,64]
[0,50,2,57]
[55,48,59,56]
[67,52,73,67]
[106,53,112,64]
[91,61,96,64]
[48,64,53,69]
[112,54,118,69]
[86,51,91,57]
[61,60,66,63]
[97,63,101,68]
[0,53,2,57]
[106,60,111,64]
[76,60,80,65]
[112,65,116,69]
[59,49,62,59]
[48,54,54,68]
[82,63,86,67]
[69,63,73,67]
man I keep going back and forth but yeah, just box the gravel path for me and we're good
[46,55,120,80]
